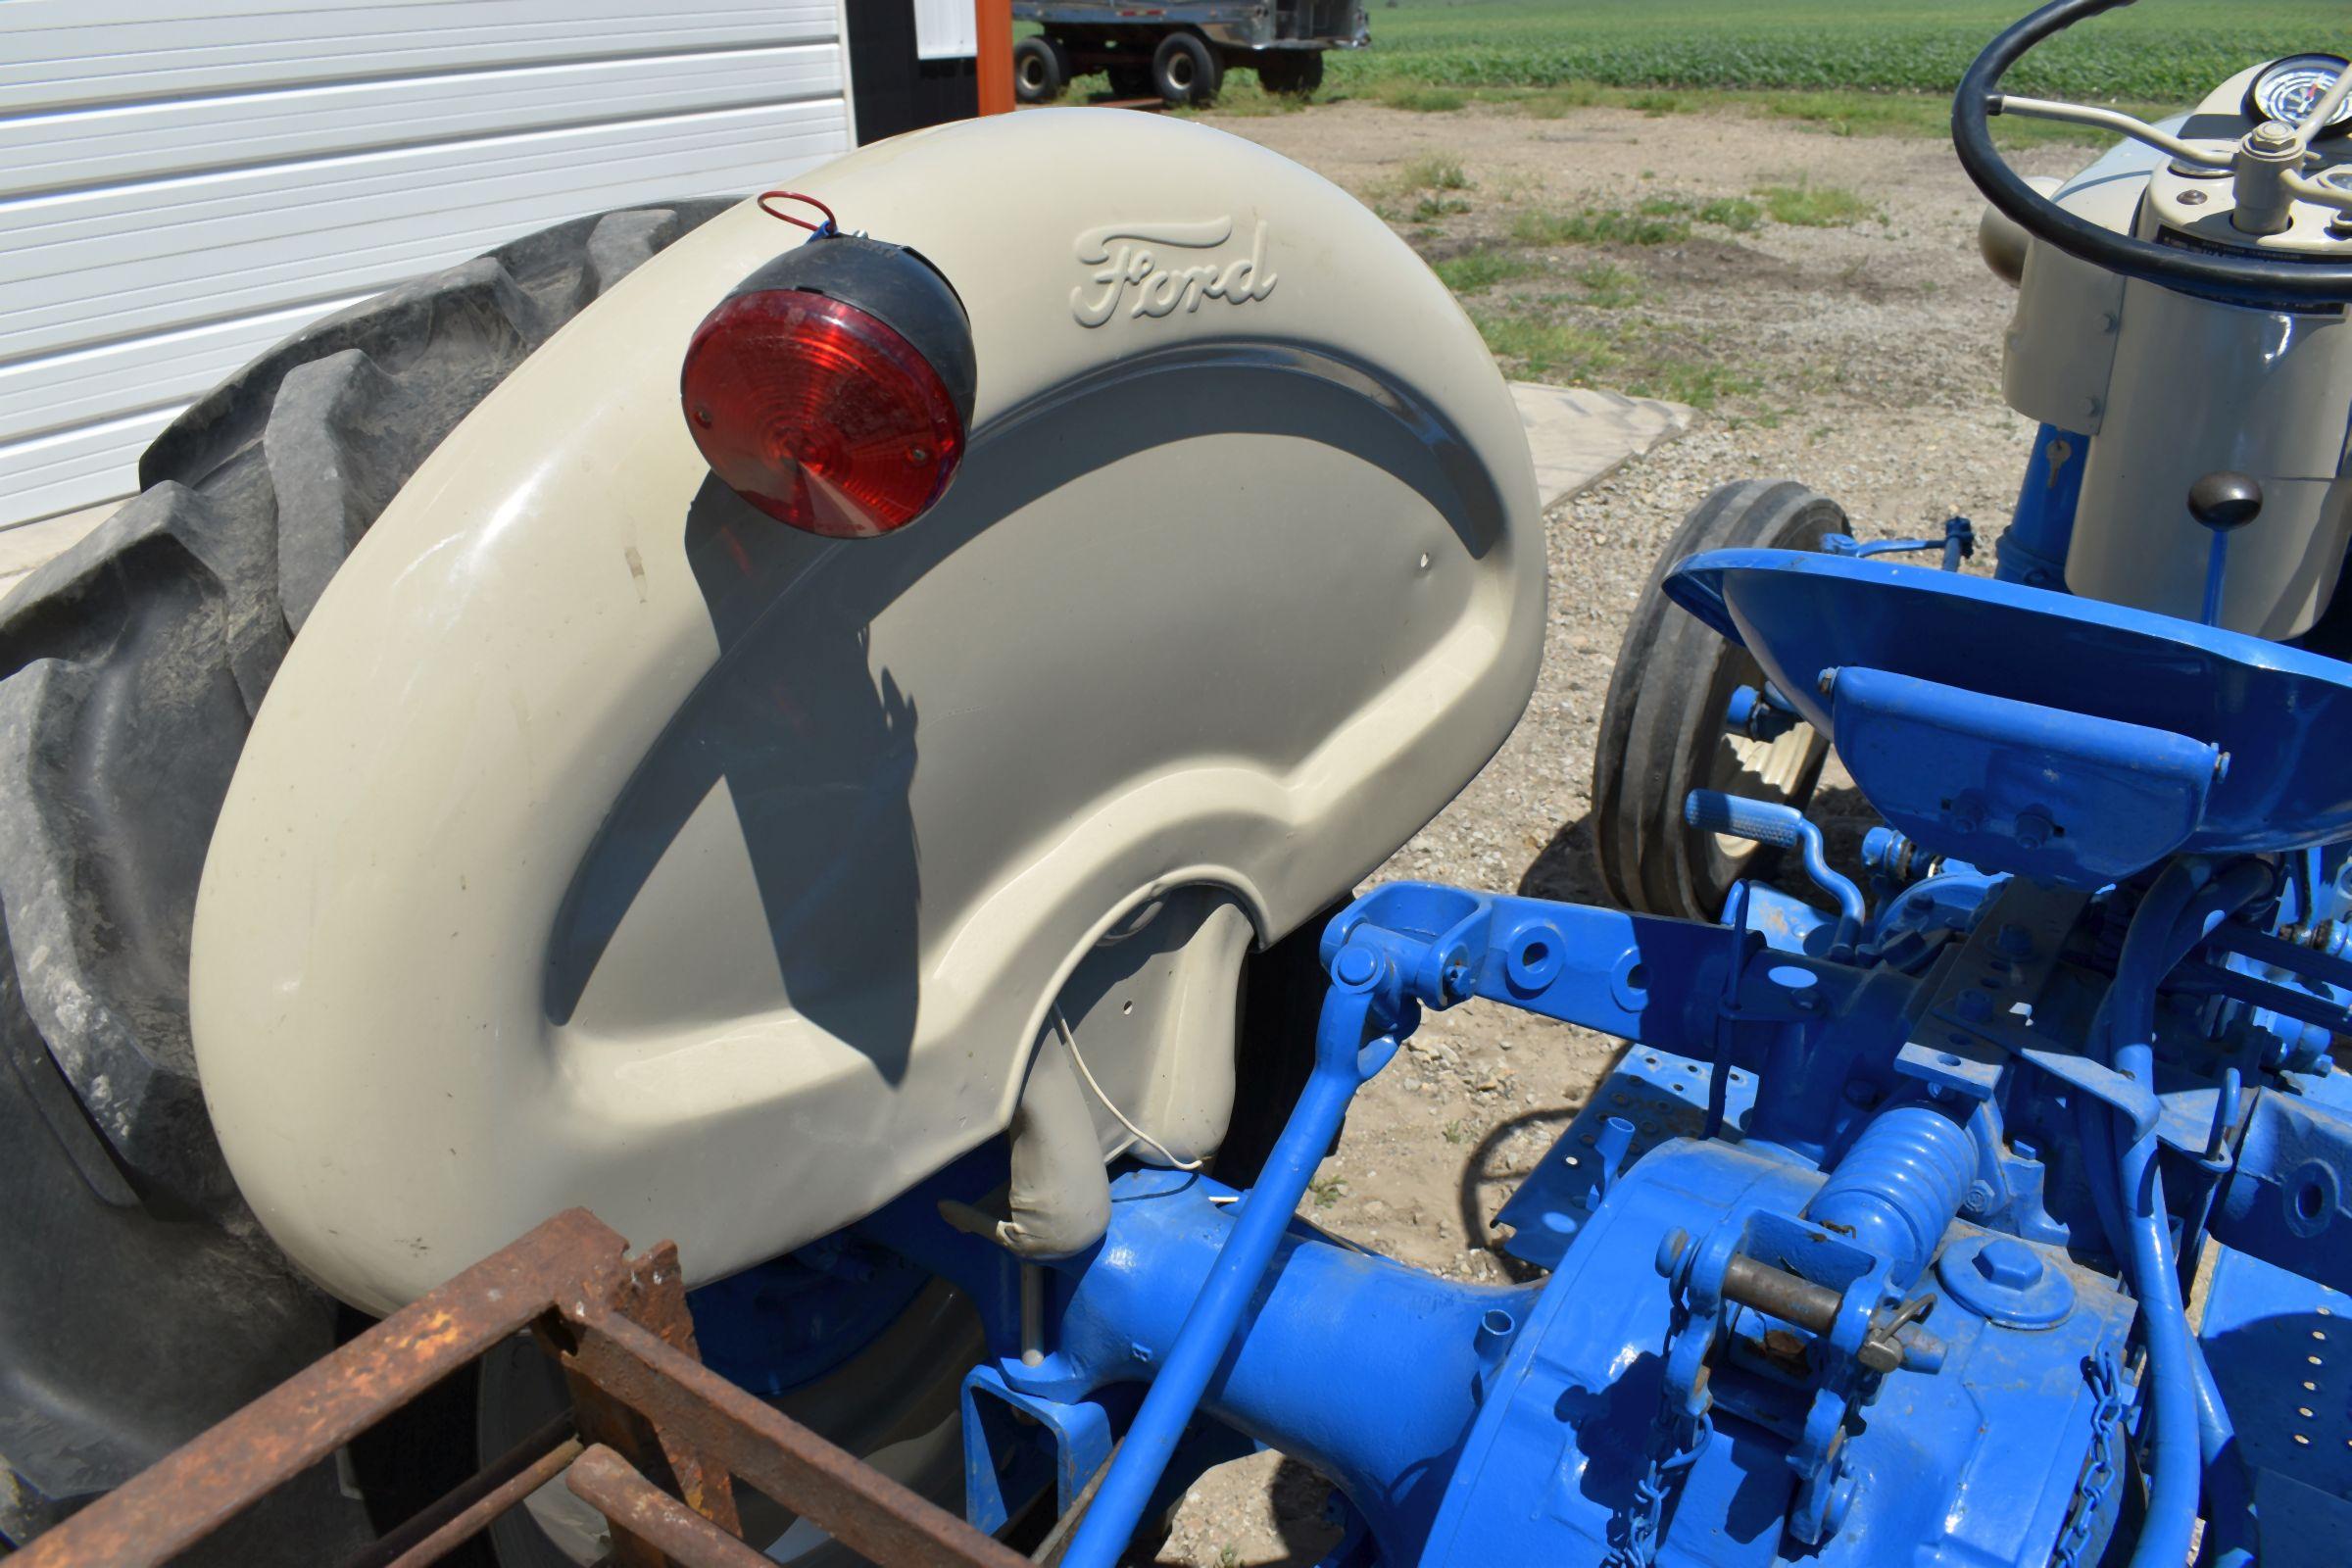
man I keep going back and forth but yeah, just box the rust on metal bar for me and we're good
[566,1446,778,1568]
[16,1204,999,1568]
[342,1411,581,1568]
[19,1208,638,1568]
[554,1239,742,1543]
[545,1237,741,1565]
[560,1307,1030,1568]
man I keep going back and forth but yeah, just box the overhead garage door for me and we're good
[0,0,856,528]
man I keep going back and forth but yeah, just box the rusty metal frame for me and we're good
[18,1207,1028,1568]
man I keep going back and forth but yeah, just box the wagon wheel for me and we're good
[1014,35,1069,104]
[1152,32,1223,107]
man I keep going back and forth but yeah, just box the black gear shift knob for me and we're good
[2188,471,2264,532]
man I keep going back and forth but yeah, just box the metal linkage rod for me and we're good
[2082,859,2270,1568]
[1055,948,1401,1568]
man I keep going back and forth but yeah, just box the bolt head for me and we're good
[1972,1238,2043,1290]
[1334,947,1379,987]
[1995,921,2035,959]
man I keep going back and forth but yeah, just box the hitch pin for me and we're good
[1718,1253,1944,1374]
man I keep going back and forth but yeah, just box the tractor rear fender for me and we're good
[188,108,1543,1313]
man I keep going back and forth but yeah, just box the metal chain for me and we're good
[2050,1345,2127,1568]
[1611,1293,1716,1568]
[1612,1406,1713,1568]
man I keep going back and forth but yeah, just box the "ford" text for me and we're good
[1070,218,1278,327]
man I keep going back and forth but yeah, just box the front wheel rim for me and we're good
[1700,653,1823,870]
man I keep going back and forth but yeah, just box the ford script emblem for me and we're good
[1070,218,1278,327]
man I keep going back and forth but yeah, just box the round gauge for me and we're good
[2250,54,2352,134]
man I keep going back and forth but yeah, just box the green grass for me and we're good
[1350,74,2162,144]
[1434,247,1544,292]
[1755,182,1882,226]
[1573,262,1645,309]
[1501,191,1782,248]
[1469,311,1759,411]
[1331,1,2337,104]
[1401,153,1471,191]
[1511,205,1690,247]
[1695,196,1763,232]
[1382,84,1471,112]
[1180,80,1317,118]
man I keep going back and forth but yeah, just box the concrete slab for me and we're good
[1510,381,1691,511]
[0,498,124,602]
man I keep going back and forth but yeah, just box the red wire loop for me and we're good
[759,191,838,233]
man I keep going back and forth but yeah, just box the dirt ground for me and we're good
[1135,100,2095,1567]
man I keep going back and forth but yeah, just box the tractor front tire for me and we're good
[1589,480,1841,922]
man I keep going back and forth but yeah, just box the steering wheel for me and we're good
[1955,0,2352,303]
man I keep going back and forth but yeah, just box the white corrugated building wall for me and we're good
[0,0,858,534]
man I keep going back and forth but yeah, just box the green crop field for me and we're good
[1327,1,2343,104]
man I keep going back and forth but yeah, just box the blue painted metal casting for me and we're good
[714,490,2352,1566]
[910,820,2352,1565]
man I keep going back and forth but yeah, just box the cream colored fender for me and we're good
[189,108,1543,1313]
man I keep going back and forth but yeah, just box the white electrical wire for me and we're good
[1052,1004,1203,1171]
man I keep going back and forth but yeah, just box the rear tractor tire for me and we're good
[1152,31,1223,107]
[0,196,733,1561]
[1589,480,1841,922]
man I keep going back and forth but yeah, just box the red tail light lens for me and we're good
[680,290,965,538]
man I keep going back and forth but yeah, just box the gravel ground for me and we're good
[1131,100,2099,1567]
